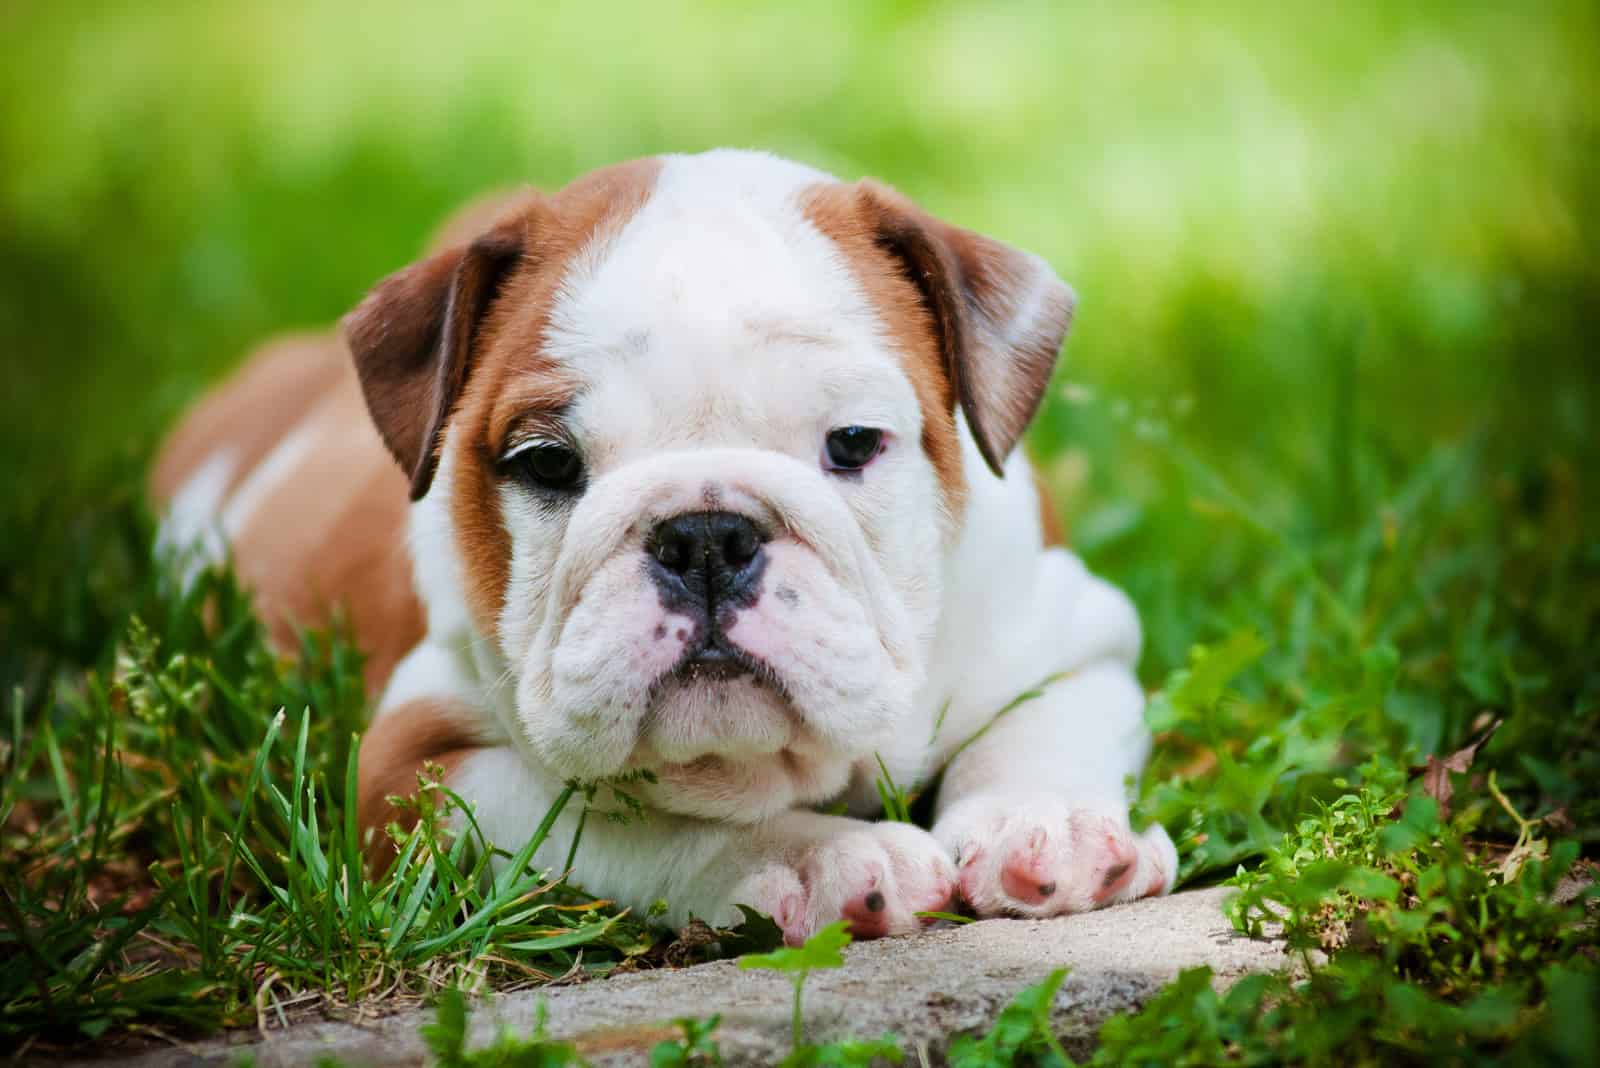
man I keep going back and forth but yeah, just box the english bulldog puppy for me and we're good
[152,150,1176,945]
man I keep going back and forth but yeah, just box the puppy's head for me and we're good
[343,151,1074,821]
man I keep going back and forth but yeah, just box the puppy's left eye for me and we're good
[823,426,884,472]
[503,441,585,492]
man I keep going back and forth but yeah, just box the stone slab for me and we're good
[74,887,1286,1066]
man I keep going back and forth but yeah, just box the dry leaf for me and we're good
[1417,718,1503,819]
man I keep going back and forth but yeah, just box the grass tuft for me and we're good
[0,559,652,1053]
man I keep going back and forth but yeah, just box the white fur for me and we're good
[156,448,236,585]
[375,149,1174,938]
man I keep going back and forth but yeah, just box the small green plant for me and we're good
[781,1034,905,1067]
[1086,965,1266,1067]
[946,969,1073,1067]
[739,920,853,1051]
[739,921,904,1065]
[422,989,582,1067]
[649,1014,724,1067]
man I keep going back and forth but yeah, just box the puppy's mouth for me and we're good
[648,633,791,708]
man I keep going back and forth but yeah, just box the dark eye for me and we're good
[823,426,884,472]
[505,441,585,492]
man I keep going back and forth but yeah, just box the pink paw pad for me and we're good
[1089,830,1139,904]
[999,832,1061,904]
[841,887,891,938]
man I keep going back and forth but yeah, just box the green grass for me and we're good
[1,560,661,1046]
[2,0,1598,1062]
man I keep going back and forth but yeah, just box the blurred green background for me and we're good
[2,0,1596,700]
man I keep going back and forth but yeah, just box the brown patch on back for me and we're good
[799,183,968,519]
[445,157,663,636]
[226,374,425,692]
[149,333,346,505]
[356,698,489,870]
[150,335,425,695]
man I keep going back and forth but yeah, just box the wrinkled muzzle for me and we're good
[509,448,921,814]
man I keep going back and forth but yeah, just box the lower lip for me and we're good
[676,656,754,682]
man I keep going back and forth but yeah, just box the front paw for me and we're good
[732,821,957,946]
[934,795,1176,918]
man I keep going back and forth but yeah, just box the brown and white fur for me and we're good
[151,150,1176,946]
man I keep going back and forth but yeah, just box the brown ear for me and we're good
[341,211,531,499]
[858,180,1075,476]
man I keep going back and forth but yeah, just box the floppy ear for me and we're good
[857,180,1075,476]
[341,211,530,500]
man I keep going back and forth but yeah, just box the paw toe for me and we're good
[1000,852,1060,906]
[1090,831,1139,903]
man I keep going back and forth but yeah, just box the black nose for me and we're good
[648,511,769,618]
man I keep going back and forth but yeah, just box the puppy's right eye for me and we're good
[503,441,585,492]
[823,426,884,472]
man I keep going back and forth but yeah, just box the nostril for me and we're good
[723,525,759,568]
[651,528,693,575]
[705,512,766,572]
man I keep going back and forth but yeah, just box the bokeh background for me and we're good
[3,0,1596,725]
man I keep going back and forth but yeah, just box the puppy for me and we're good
[151,150,1177,945]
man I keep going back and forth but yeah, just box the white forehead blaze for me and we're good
[541,149,920,469]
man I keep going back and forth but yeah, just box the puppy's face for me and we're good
[346,152,1073,821]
